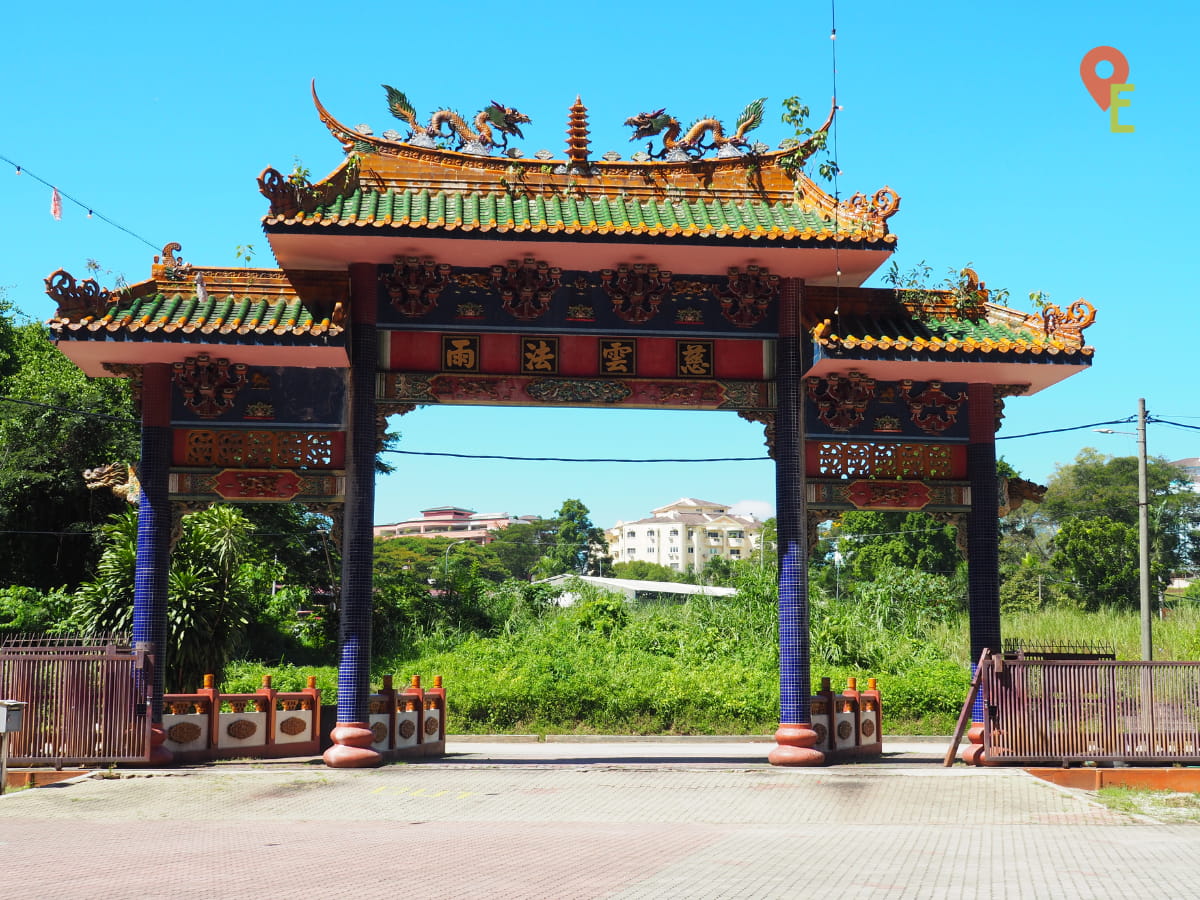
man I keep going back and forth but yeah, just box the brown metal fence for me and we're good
[982,656,1200,765]
[0,636,153,765]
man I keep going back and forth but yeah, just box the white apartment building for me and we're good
[607,498,764,572]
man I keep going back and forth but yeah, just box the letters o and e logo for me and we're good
[1081,46,1134,133]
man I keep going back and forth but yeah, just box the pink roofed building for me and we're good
[374,506,530,544]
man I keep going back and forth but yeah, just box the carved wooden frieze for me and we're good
[172,354,248,419]
[381,256,452,317]
[602,264,672,324]
[492,257,562,320]
[805,375,972,441]
[717,265,779,328]
[378,371,769,410]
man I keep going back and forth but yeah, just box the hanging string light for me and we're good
[0,152,161,252]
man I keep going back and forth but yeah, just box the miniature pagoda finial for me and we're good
[381,85,531,155]
[624,98,765,161]
[565,96,591,170]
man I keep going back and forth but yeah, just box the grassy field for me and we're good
[225,599,1200,736]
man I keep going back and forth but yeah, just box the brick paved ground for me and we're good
[0,740,1195,899]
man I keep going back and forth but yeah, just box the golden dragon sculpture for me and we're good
[624,98,766,160]
[382,85,531,155]
[625,97,834,163]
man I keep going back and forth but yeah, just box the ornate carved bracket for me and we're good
[841,187,900,223]
[998,476,1047,517]
[717,265,779,328]
[601,264,672,324]
[170,500,211,549]
[806,372,876,432]
[806,510,826,557]
[172,354,248,419]
[375,405,416,453]
[1041,300,1096,340]
[491,257,562,320]
[257,163,356,219]
[738,410,776,459]
[102,363,143,403]
[992,384,1029,432]
[155,242,193,281]
[927,512,968,559]
[303,503,344,552]
[45,269,113,320]
[382,256,452,317]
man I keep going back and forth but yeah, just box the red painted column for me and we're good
[324,263,383,768]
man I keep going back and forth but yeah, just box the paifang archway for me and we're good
[47,86,1095,767]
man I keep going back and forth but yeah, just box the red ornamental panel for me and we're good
[846,480,932,510]
[214,469,303,501]
[385,332,769,380]
[805,441,966,480]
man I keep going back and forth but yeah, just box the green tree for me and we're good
[0,305,138,589]
[533,499,611,578]
[486,517,555,580]
[1040,448,1200,595]
[374,536,508,586]
[1051,516,1142,609]
[72,506,259,690]
[827,510,963,584]
[612,560,687,582]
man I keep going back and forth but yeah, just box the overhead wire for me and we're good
[0,153,163,253]
[0,394,1166,461]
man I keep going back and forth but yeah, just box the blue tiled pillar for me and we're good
[325,262,383,767]
[132,364,171,720]
[769,278,823,766]
[964,383,1000,761]
[132,363,173,763]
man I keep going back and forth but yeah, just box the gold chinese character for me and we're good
[445,338,477,370]
[523,339,556,372]
[601,340,635,374]
[678,342,712,376]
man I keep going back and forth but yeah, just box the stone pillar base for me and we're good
[148,724,173,765]
[323,722,383,768]
[768,723,826,767]
[959,722,986,766]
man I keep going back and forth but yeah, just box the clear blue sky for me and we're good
[4,1,1198,529]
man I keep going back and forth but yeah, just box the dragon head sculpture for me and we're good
[485,101,532,142]
[624,108,673,142]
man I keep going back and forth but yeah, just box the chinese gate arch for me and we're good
[47,85,1095,767]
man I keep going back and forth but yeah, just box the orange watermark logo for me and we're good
[1081,46,1134,132]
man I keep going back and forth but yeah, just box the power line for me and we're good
[997,418,1136,440]
[385,449,769,463]
[0,395,138,424]
[0,392,1173,462]
[0,153,163,252]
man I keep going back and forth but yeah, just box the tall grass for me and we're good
[223,592,1200,736]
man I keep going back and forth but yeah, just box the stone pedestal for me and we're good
[769,723,826,767]
[323,722,383,768]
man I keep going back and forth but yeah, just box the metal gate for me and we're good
[982,656,1200,765]
[0,636,153,765]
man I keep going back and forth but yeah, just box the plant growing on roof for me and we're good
[778,96,838,182]
[883,261,1007,322]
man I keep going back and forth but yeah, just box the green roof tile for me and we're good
[273,187,889,243]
